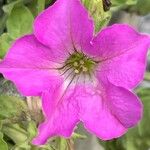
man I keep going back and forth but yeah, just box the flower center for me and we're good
[60,52,97,75]
[57,52,98,96]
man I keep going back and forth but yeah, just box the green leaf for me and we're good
[2,0,22,15]
[0,123,8,150]
[37,0,45,14]
[0,95,27,120]
[0,33,12,58]
[81,0,111,33]
[0,121,2,130]
[27,0,40,17]
[6,5,34,39]
[0,132,8,150]
[2,124,27,144]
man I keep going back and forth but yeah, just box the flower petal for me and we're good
[32,85,79,145]
[34,0,94,57]
[95,24,150,88]
[78,82,142,140]
[78,85,127,140]
[89,24,150,57]
[106,82,142,128]
[32,81,142,144]
[0,35,62,96]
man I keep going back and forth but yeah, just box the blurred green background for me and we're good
[0,0,150,150]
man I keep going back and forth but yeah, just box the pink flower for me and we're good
[0,0,150,145]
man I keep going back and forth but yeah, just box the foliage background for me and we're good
[0,0,150,150]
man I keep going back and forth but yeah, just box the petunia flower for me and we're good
[0,0,150,145]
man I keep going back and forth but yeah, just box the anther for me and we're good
[73,62,78,67]
[74,69,80,74]
[80,60,84,65]
[82,66,88,72]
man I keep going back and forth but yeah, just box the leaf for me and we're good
[2,124,27,144]
[81,0,111,33]
[0,121,2,130]
[0,132,8,150]
[37,0,45,14]
[6,5,34,39]
[0,33,12,58]
[27,0,45,17]
[2,0,22,15]
[27,0,40,17]
[0,95,27,120]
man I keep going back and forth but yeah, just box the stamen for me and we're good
[60,52,98,79]
[73,62,78,67]
[56,52,99,107]
[74,69,80,74]
[82,66,88,72]
[80,60,84,65]
[56,52,98,108]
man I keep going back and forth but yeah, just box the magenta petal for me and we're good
[78,85,127,140]
[33,81,143,144]
[34,0,94,56]
[78,83,142,140]
[0,35,62,96]
[106,82,142,128]
[95,24,150,88]
[91,24,150,57]
[32,86,79,145]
